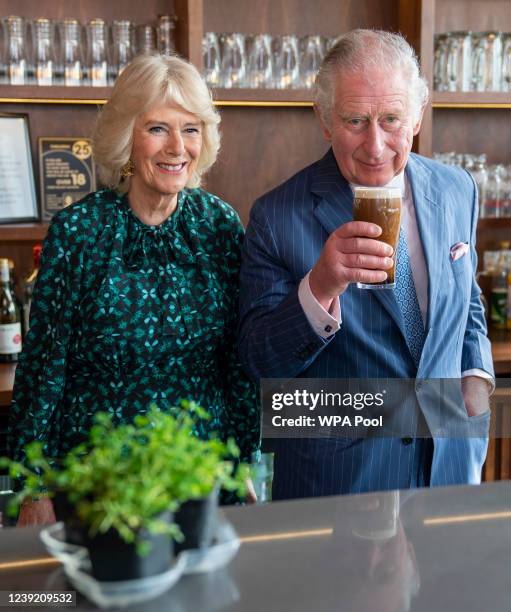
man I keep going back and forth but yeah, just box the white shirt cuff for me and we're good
[462,369,496,394]
[298,272,341,339]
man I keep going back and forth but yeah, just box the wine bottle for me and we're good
[0,258,22,362]
[23,244,42,336]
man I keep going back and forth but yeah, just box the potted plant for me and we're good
[1,402,249,581]
[165,402,250,553]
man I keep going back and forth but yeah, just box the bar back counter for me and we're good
[1,481,511,611]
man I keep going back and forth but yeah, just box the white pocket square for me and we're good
[450,241,469,262]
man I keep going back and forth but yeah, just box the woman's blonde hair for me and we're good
[93,54,220,192]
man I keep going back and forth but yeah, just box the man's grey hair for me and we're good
[314,29,429,127]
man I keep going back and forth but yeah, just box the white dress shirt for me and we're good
[297,171,494,387]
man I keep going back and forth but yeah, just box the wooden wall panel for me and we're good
[435,0,511,33]
[174,0,203,67]
[432,108,511,164]
[0,102,99,218]
[0,244,39,298]
[477,227,511,266]
[0,0,175,25]
[203,107,329,226]
[416,0,435,157]
[203,0,398,36]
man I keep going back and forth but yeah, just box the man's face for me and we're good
[319,69,423,186]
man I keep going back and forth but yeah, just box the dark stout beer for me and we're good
[353,187,402,289]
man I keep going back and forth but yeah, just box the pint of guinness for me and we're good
[353,187,402,289]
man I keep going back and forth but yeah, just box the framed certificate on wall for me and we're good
[0,113,38,223]
[38,137,96,221]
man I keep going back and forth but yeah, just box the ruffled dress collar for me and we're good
[115,191,196,269]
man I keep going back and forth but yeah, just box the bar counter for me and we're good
[1,481,511,611]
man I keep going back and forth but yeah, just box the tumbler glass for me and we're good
[32,18,55,85]
[4,16,27,84]
[463,153,478,172]
[300,34,323,89]
[446,31,472,92]
[501,33,511,92]
[251,452,274,503]
[433,152,455,165]
[471,31,502,91]
[246,33,273,88]
[0,19,7,84]
[500,165,511,217]
[59,19,82,86]
[202,32,221,87]
[136,24,156,55]
[433,33,449,91]
[485,164,504,218]
[275,34,300,89]
[110,20,134,83]
[220,33,246,88]
[469,155,489,218]
[157,15,176,55]
[87,18,108,86]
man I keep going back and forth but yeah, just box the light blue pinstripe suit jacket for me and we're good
[239,148,494,499]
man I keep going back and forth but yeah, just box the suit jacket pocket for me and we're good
[449,253,471,287]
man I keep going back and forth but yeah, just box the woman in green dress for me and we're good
[9,54,260,525]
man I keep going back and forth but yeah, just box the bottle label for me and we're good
[0,323,22,354]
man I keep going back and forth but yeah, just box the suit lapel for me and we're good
[405,155,444,331]
[311,149,353,233]
[310,149,405,333]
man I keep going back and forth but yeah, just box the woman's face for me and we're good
[129,102,203,201]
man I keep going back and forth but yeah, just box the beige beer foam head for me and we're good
[354,187,402,199]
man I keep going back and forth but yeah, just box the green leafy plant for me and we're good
[0,402,249,553]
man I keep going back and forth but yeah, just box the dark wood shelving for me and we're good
[0,86,315,107]
[432,91,511,108]
[489,329,511,375]
[0,224,48,242]
[213,88,314,106]
[477,218,511,231]
[0,85,112,104]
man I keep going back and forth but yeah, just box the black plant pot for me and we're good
[85,512,174,582]
[174,490,218,554]
[52,491,87,546]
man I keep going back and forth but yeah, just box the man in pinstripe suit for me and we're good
[239,30,494,499]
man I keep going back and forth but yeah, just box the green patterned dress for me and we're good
[8,188,260,465]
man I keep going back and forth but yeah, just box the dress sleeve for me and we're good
[8,211,83,464]
[220,216,261,462]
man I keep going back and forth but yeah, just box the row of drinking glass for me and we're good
[203,32,336,89]
[434,31,511,92]
[434,152,511,218]
[0,15,176,87]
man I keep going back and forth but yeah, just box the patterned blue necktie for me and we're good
[394,229,426,367]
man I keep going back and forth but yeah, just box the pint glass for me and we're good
[353,187,402,289]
